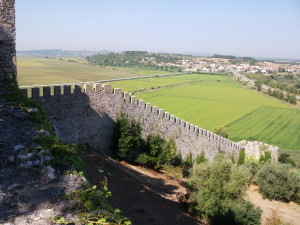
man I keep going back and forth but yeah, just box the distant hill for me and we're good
[17,49,113,57]
[86,51,189,72]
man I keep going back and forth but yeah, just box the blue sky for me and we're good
[16,0,300,59]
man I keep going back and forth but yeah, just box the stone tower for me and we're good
[0,0,17,85]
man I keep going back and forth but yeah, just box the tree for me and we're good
[213,126,228,138]
[188,154,261,225]
[256,163,300,202]
[255,80,263,92]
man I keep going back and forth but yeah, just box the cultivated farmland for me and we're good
[120,75,299,150]
[17,57,171,86]
[17,58,300,150]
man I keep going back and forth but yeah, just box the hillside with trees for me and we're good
[86,51,188,72]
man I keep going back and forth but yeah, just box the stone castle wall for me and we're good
[0,0,17,84]
[21,83,247,161]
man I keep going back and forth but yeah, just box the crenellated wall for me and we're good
[0,0,17,84]
[20,83,249,161]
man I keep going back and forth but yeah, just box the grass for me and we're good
[228,107,300,150]
[17,57,171,86]
[133,75,299,150]
[109,74,211,92]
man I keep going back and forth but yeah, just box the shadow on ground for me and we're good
[81,147,201,225]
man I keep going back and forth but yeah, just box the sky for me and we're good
[15,0,300,59]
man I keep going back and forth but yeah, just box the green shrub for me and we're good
[162,164,184,180]
[138,135,177,168]
[53,183,131,225]
[256,163,300,202]
[213,126,228,138]
[210,201,261,225]
[188,154,255,224]
[172,152,183,166]
[50,144,85,171]
[195,151,207,165]
[162,138,176,163]
[113,113,144,161]
[135,153,156,168]
[243,161,261,178]
[113,114,178,168]
[237,149,246,166]
[223,201,261,225]
[279,153,296,166]
[259,151,272,163]
[184,151,193,168]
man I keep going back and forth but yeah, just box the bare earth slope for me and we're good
[81,147,201,225]
[246,185,300,225]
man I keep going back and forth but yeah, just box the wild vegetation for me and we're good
[188,154,261,225]
[248,73,300,95]
[256,163,300,203]
[86,51,186,72]
[2,86,131,225]
[112,113,179,169]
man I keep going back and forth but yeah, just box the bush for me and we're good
[113,113,144,161]
[237,149,246,166]
[188,154,256,224]
[184,151,193,168]
[256,162,300,202]
[243,161,261,178]
[259,151,272,163]
[213,126,228,138]
[172,153,183,166]
[135,153,156,168]
[211,201,261,225]
[279,153,296,166]
[144,135,177,168]
[195,151,207,165]
[113,114,178,168]
[162,164,184,180]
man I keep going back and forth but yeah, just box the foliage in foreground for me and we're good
[112,113,143,161]
[113,113,179,169]
[188,154,261,225]
[53,182,131,225]
[256,162,300,203]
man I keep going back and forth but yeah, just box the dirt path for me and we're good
[81,147,201,225]
[246,185,300,225]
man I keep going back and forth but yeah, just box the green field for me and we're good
[17,58,300,150]
[17,57,171,86]
[123,75,300,150]
[110,74,212,92]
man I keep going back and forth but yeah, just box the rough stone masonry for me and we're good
[22,84,278,161]
[0,0,17,84]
